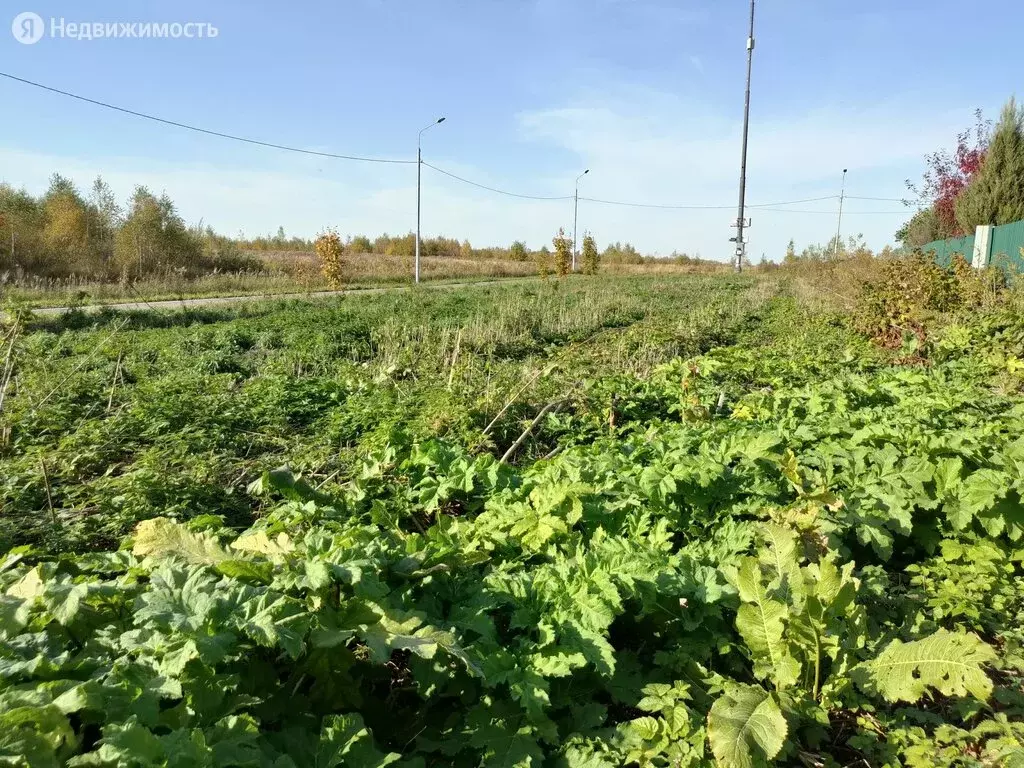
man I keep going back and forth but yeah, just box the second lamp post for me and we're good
[834,168,848,260]
[416,117,446,284]
[572,169,590,272]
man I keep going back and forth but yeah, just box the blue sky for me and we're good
[1,0,1021,261]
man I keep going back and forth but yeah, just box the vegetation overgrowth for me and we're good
[2,267,1024,767]
[2,276,764,551]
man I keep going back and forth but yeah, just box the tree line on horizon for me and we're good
[0,174,720,281]
[0,174,255,280]
[246,230,712,268]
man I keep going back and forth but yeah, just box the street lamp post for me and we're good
[834,168,848,260]
[416,117,446,284]
[572,169,589,272]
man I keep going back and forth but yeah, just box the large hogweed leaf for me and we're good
[731,558,800,689]
[5,563,102,628]
[358,608,481,676]
[132,518,229,565]
[731,525,866,703]
[0,704,77,768]
[852,628,996,703]
[950,469,1007,531]
[707,684,787,768]
[465,697,545,768]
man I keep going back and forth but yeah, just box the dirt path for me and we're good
[28,278,537,316]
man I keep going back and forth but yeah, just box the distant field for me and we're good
[253,249,731,279]
[253,249,539,283]
[0,251,538,307]
[1,250,728,308]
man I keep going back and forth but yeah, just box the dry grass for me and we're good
[601,260,732,276]
[773,256,885,313]
[0,269,308,308]
[0,248,770,309]
[260,251,732,280]
[255,250,536,283]
[366,274,773,381]
[0,252,538,307]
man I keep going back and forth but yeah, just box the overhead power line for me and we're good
[422,162,574,201]
[579,196,733,210]
[0,71,415,164]
[845,194,913,203]
[754,207,909,215]
[576,194,840,211]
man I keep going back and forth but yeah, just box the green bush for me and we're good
[581,233,599,275]
[852,252,1000,349]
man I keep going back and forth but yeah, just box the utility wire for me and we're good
[422,162,574,201]
[753,207,909,215]
[579,197,734,210]
[754,196,865,208]
[845,194,913,203]
[577,194,841,210]
[0,71,415,164]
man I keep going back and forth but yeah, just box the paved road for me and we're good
[28,278,535,316]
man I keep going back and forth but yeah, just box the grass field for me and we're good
[0,252,727,309]
[0,252,540,308]
[2,271,1024,767]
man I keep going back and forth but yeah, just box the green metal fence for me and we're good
[989,220,1024,274]
[921,234,975,267]
[922,219,1024,275]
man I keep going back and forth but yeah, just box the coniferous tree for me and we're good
[955,98,1024,230]
[783,239,797,264]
